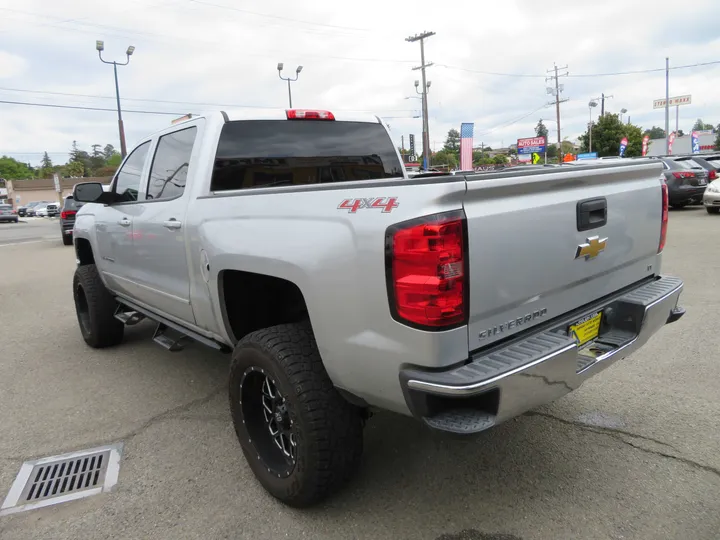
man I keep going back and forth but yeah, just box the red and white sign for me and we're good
[668,132,676,153]
[517,137,546,149]
[642,135,650,156]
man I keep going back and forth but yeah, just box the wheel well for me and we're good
[75,238,95,266]
[219,270,309,343]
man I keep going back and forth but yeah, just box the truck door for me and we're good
[129,123,200,324]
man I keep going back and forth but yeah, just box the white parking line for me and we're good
[0,240,45,248]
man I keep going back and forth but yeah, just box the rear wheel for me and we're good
[62,234,73,246]
[73,264,124,348]
[229,322,363,507]
[671,203,687,209]
[706,207,720,214]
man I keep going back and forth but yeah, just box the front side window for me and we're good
[146,127,197,201]
[114,141,151,202]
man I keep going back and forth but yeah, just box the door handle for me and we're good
[576,197,607,231]
[117,218,131,227]
[163,219,182,230]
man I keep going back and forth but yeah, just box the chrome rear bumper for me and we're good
[400,276,684,434]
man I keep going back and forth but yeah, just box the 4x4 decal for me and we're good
[338,197,399,214]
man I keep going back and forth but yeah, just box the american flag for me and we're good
[460,123,474,170]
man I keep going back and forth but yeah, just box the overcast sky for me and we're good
[1,0,719,165]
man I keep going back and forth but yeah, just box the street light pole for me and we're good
[96,40,134,158]
[277,63,303,108]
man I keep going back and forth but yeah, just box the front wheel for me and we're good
[229,322,363,507]
[706,207,720,214]
[73,264,124,348]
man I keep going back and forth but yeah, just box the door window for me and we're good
[114,142,151,202]
[146,127,197,201]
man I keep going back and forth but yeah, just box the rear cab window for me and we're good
[210,120,403,191]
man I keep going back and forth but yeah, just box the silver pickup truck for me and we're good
[71,109,685,507]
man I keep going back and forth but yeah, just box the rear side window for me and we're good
[63,197,83,211]
[114,141,151,202]
[210,120,403,191]
[147,127,197,201]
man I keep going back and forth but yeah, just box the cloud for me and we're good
[0,51,27,79]
[1,0,719,163]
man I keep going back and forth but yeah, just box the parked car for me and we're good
[36,203,59,217]
[703,180,720,214]
[60,195,84,245]
[656,157,708,208]
[24,201,47,217]
[70,109,684,507]
[0,204,18,223]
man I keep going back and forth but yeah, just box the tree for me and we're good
[106,153,123,167]
[41,152,53,169]
[644,126,666,139]
[103,144,116,160]
[578,113,643,157]
[89,144,106,174]
[443,129,460,153]
[535,120,549,140]
[677,129,685,137]
[0,156,33,179]
[65,161,84,177]
[432,150,458,169]
[692,118,714,132]
[493,154,508,165]
[546,145,557,159]
[715,130,720,153]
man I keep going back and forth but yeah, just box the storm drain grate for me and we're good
[1,443,123,516]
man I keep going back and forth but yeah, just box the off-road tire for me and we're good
[706,207,720,214]
[229,322,363,507]
[62,234,73,246]
[73,264,124,348]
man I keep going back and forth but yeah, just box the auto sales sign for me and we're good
[517,136,547,154]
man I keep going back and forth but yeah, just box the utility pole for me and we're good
[665,57,670,154]
[546,64,568,163]
[406,31,435,170]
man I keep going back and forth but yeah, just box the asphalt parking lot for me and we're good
[0,211,719,540]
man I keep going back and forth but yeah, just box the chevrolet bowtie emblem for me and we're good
[575,236,607,260]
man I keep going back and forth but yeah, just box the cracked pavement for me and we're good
[1,211,719,540]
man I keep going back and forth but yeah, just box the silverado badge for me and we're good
[575,236,607,260]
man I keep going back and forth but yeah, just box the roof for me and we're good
[8,176,112,191]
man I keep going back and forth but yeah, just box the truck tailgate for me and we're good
[463,162,665,351]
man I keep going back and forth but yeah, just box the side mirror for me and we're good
[73,182,105,203]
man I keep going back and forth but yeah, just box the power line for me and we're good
[187,0,373,33]
[0,87,417,113]
[475,104,550,137]
[0,100,188,115]
[438,59,720,79]
[567,60,720,77]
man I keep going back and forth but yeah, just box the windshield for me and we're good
[211,120,403,191]
[674,159,703,170]
[0,205,12,210]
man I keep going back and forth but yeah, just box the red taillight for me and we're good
[659,181,668,253]
[709,170,717,180]
[671,171,694,179]
[286,109,335,120]
[61,210,77,219]
[386,211,467,328]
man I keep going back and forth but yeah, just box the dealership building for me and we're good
[646,132,717,156]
